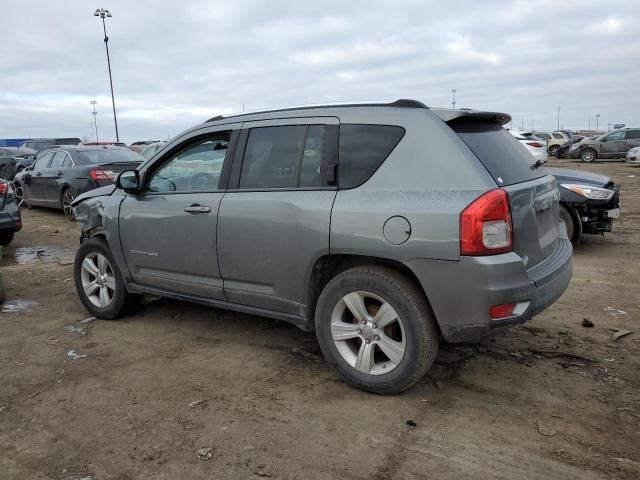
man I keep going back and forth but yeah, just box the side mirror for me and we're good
[116,170,141,193]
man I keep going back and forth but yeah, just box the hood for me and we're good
[546,167,611,187]
[71,185,117,206]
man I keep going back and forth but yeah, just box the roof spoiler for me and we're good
[432,108,511,126]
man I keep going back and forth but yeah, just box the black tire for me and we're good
[580,148,597,163]
[74,237,141,320]
[315,266,439,394]
[548,145,559,157]
[0,231,14,246]
[559,204,580,245]
[61,188,76,221]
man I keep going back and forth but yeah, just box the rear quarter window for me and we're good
[451,121,547,186]
[338,124,405,189]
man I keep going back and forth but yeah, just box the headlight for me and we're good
[560,183,614,200]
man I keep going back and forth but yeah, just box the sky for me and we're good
[1,0,638,144]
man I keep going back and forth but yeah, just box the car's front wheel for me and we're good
[315,266,439,394]
[74,237,140,319]
[548,145,559,157]
[580,149,597,162]
[559,204,580,244]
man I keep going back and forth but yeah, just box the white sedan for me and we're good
[626,146,640,164]
[509,130,548,163]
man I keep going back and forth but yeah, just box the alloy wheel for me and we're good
[62,190,75,220]
[81,252,116,308]
[330,291,406,375]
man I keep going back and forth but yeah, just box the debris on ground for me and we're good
[265,344,320,361]
[537,421,557,437]
[604,306,627,317]
[64,324,88,336]
[406,420,417,430]
[196,447,212,461]
[67,350,87,360]
[79,316,96,324]
[612,329,634,342]
[189,399,206,408]
[1,299,37,313]
[582,318,594,328]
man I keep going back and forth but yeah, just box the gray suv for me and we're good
[568,127,640,162]
[71,100,573,393]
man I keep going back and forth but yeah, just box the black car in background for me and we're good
[19,137,81,151]
[0,147,37,179]
[13,145,143,220]
[548,167,620,244]
[0,178,21,246]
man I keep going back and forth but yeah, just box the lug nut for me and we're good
[362,320,367,325]
[374,335,380,341]
[372,323,378,329]
[357,329,362,334]
[365,339,371,344]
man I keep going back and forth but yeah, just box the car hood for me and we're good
[71,185,117,206]
[546,167,611,187]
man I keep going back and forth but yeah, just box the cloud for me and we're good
[0,0,638,142]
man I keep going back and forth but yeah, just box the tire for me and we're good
[548,145,559,157]
[315,266,439,394]
[0,231,14,246]
[61,188,76,221]
[580,149,597,163]
[559,204,580,245]
[74,237,140,320]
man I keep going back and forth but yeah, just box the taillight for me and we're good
[460,189,513,255]
[89,169,116,182]
[489,303,517,320]
[0,182,7,194]
[526,142,544,148]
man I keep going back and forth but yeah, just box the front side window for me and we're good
[33,152,53,170]
[606,131,625,142]
[148,134,230,193]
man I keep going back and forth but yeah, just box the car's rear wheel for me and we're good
[581,149,597,162]
[74,237,140,319]
[0,232,14,246]
[61,188,75,220]
[315,266,439,394]
[559,204,580,244]
[548,145,559,157]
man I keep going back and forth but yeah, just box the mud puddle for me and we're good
[1,299,38,313]
[0,245,74,265]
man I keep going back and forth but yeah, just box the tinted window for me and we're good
[49,151,66,168]
[148,135,229,193]
[338,124,405,189]
[452,122,546,186]
[240,126,306,189]
[552,133,564,139]
[79,149,144,164]
[300,126,324,187]
[54,138,81,146]
[626,130,640,140]
[62,154,73,167]
[33,152,53,170]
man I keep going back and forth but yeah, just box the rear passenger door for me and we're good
[217,117,339,318]
[625,129,640,152]
[600,130,626,158]
[42,151,68,204]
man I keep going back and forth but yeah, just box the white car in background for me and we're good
[626,146,640,164]
[509,130,548,163]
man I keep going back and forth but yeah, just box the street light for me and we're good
[596,113,600,134]
[94,8,119,142]
[451,89,457,109]
[556,106,561,131]
[90,100,99,142]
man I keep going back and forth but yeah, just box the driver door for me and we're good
[119,127,239,300]
[600,130,626,158]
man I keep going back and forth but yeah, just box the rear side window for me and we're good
[452,122,546,186]
[49,151,66,168]
[552,133,564,139]
[338,124,405,189]
[626,130,640,140]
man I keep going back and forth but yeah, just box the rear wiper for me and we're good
[531,159,545,170]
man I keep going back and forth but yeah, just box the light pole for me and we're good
[588,117,591,135]
[556,106,561,131]
[608,122,611,132]
[596,114,600,134]
[90,122,95,140]
[94,8,119,142]
[90,100,99,142]
[451,89,457,109]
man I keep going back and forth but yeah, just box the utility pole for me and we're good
[596,113,600,134]
[451,89,457,109]
[531,119,534,131]
[90,122,95,140]
[90,100,99,142]
[556,106,561,131]
[94,8,119,142]
[608,122,611,132]
[588,118,591,135]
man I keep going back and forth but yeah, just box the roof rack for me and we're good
[205,99,428,123]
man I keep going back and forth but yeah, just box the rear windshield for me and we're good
[79,149,144,165]
[451,121,546,186]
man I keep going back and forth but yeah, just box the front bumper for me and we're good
[405,234,573,343]
[626,154,639,163]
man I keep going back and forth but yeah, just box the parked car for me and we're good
[555,136,585,159]
[13,145,143,220]
[568,128,640,162]
[129,140,160,153]
[0,147,36,179]
[546,168,620,244]
[19,137,81,151]
[70,99,572,394]
[0,178,21,246]
[83,141,129,148]
[509,130,548,163]
[527,131,571,157]
[625,146,640,164]
[139,141,168,159]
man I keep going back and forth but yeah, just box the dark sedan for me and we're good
[0,178,21,246]
[13,145,143,220]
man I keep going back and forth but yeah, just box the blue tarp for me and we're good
[0,139,28,147]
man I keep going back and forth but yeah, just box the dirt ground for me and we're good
[1,159,639,480]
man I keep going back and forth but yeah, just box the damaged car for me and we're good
[0,179,21,246]
[548,167,620,244]
[71,99,572,394]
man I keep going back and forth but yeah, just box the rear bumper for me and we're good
[0,209,22,233]
[405,233,573,343]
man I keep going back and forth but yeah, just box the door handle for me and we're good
[184,204,211,214]
[57,171,63,176]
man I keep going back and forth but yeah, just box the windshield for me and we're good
[452,121,547,186]
[79,149,144,164]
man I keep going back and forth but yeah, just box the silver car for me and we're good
[71,99,573,393]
